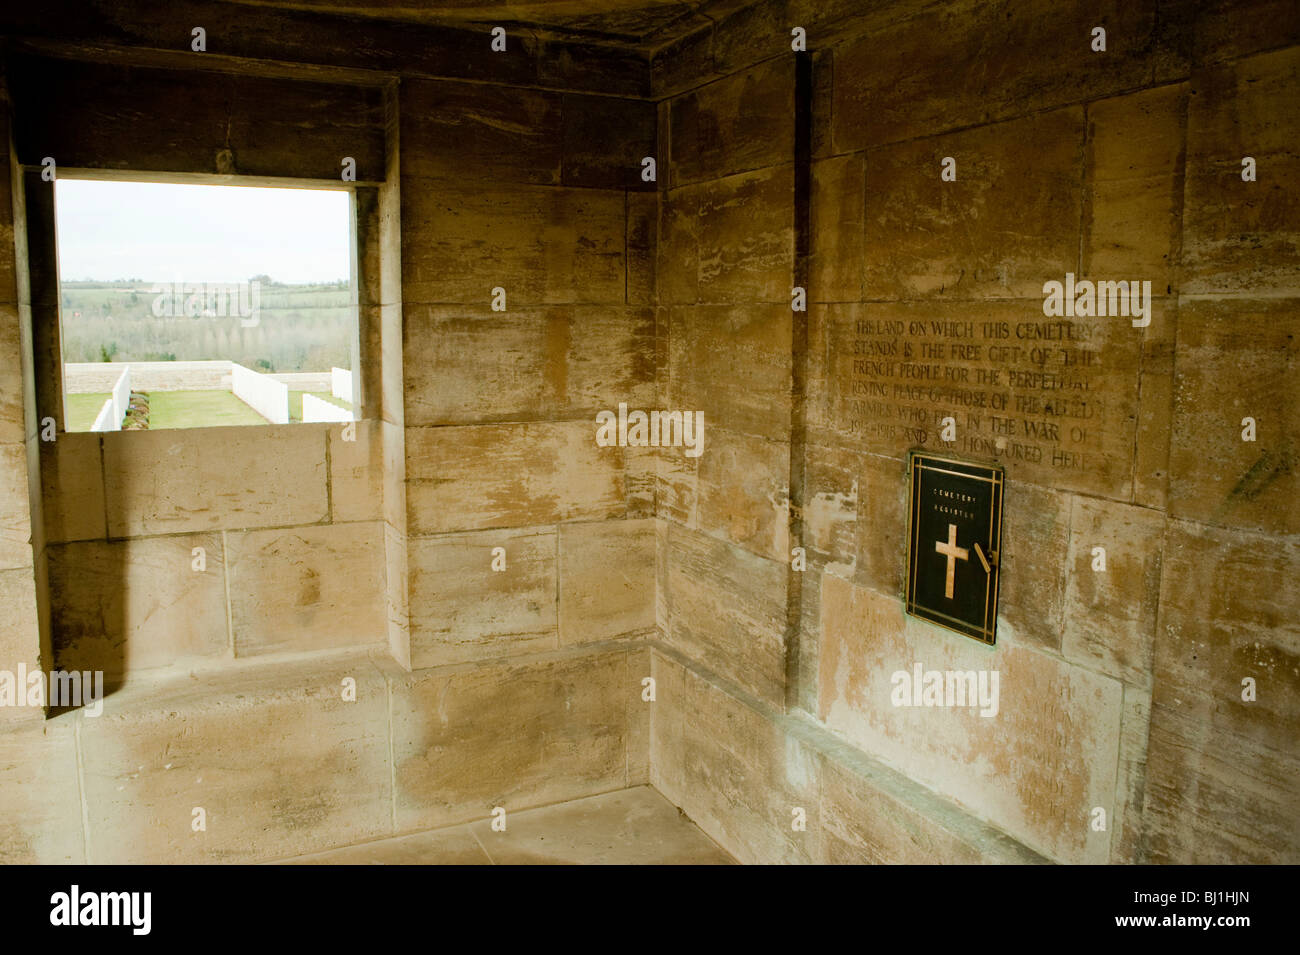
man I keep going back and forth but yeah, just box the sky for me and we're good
[54,179,352,284]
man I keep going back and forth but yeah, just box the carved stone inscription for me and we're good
[827,304,1141,497]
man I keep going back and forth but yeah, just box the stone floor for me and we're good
[278,786,735,865]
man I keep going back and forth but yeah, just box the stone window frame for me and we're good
[24,167,380,436]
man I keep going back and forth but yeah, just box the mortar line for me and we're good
[385,672,397,834]
[554,525,561,650]
[783,50,812,712]
[221,529,235,657]
[324,429,334,523]
[73,713,92,864]
[98,436,109,539]
[469,824,497,865]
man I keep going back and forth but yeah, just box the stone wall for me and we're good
[3,61,395,686]
[0,27,658,860]
[396,75,658,681]
[0,0,1294,865]
[648,0,1300,864]
[0,73,48,729]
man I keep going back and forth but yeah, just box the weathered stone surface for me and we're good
[561,93,657,190]
[658,187,701,305]
[665,304,791,441]
[1191,0,1300,64]
[79,653,392,863]
[409,527,557,669]
[384,520,411,671]
[48,533,227,677]
[650,22,716,100]
[995,484,1070,653]
[668,57,793,188]
[684,164,795,304]
[863,108,1085,301]
[798,443,859,582]
[810,153,864,303]
[12,58,385,180]
[626,645,650,785]
[1152,520,1299,756]
[810,48,834,161]
[0,442,32,571]
[1168,298,1299,534]
[470,785,732,864]
[403,306,654,427]
[0,564,46,677]
[818,301,1144,501]
[380,302,403,425]
[818,574,1122,864]
[284,823,489,865]
[802,443,909,604]
[536,36,650,98]
[405,421,625,535]
[0,108,16,308]
[1062,497,1165,686]
[626,192,658,306]
[228,522,387,657]
[819,753,1043,865]
[708,0,800,77]
[329,418,384,524]
[401,178,626,306]
[0,305,24,445]
[664,523,786,705]
[0,719,83,863]
[102,425,328,537]
[1110,684,1152,864]
[1132,298,1176,511]
[1142,701,1300,863]
[695,427,790,562]
[623,442,657,520]
[650,650,819,864]
[390,648,636,832]
[401,79,562,185]
[832,0,1184,153]
[558,519,655,645]
[1083,85,1187,290]
[1183,46,1300,296]
[39,431,103,544]
[654,517,670,636]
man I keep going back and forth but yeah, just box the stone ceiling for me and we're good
[215,0,746,46]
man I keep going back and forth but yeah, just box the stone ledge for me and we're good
[649,640,1050,864]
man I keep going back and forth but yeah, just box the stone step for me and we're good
[277,786,734,865]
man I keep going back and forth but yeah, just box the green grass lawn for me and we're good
[149,390,269,429]
[67,389,354,430]
[65,392,113,432]
[289,391,353,421]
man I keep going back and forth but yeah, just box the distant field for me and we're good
[65,392,112,431]
[149,391,267,429]
[59,280,353,370]
[289,391,353,421]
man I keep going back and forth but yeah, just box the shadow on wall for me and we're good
[41,431,231,711]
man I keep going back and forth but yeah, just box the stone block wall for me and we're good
[648,0,1300,865]
[0,26,659,860]
[0,0,1294,865]
[397,76,659,680]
